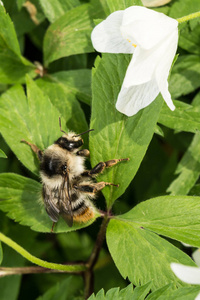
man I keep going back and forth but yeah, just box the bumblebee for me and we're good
[22,120,129,230]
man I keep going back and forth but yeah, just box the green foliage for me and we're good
[106,195,200,290]
[88,282,152,299]
[167,132,200,195]
[147,284,200,300]
[43,4,95,66]
[0,0,200,299]
[0,149,7,158]
[169,55,200,99]
[90,54,163,208]
[107,0,143,12]
[158,100,200,133]
[0,4,35,83]
[38,0,81,23]
[36,276,83,300]
[0,242,2,264]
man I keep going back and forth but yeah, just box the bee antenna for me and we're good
[59,117,67,134]
[73,129,94,137]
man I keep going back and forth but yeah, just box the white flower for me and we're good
[171,261,200,300]
[91,6,178,116]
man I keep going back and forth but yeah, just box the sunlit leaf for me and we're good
[90,54,163,208]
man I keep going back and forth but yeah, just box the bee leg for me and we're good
[82,158,129,177]
[21,140,43,161]
[51,222,55,233]
[75,182,119,194]
[76,149,90,157]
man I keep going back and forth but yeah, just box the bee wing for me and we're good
[59,173,73,227]
[43,185,60,223]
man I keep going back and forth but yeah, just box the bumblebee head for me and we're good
[55,133,84,151]
[56,118,94,151]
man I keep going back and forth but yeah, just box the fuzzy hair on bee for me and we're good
[21,120,129,231]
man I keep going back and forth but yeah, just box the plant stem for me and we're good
[0,232,86,273]
[0,266,74,277]
[84,215,110,299]
[177,11,200,23]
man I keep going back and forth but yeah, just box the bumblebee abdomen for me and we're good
[71,193,95,223]
[73,206,95,223]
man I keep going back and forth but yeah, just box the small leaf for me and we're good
[39,0,80,23]
[0,173,99,233]
[88,282,152,300]
[167,132,200,195]
[0,149,7,159]
[36,276,83,300]
[90,54,163,208]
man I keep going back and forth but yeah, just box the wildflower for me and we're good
[91,6,178,116]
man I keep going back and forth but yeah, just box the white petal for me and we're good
[195,292,200,300]
[121,6,178,50]
[91,11,134,53]
[123,44,165,86]
[155,29,178,110]
[116,78,159,116]
[171,263,200,284]
[193,250,200,268]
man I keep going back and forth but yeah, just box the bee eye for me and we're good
[62,165,67,172]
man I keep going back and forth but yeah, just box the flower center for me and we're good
[127,39,137,48]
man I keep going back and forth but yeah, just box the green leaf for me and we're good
[0,173,99,233]
[0,149,7,158]
[36,276,83,300]
[16,0,26,9]
[36,70,90,130]
[0,4,21,56]
[116,195,200,247]
[43,4,96,66]
[39,0,80,23]
[36,77,88,135]
[107,0,143,12]
[0,4,35,83]
[169,55,200,99]
[89,282,152,300]
[179,23,200,55]
[147,285,200,300]
[158,100,200,133]
[90,54,163,209]
[0,78,66,175]
[107,215,195,290]
[169,0,200,19]
[167,132,200,195]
